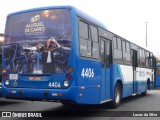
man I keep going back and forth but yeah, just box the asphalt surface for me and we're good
[0,90,159,120]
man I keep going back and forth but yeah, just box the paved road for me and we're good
[0,90,159,120]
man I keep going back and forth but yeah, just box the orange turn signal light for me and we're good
[2,68,6,73]
[67,66,73,73]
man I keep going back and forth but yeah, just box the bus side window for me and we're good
[150,53,153,69]
[106,42,110,67]
[79,20,100,59]
[79,21,89,39]
[79,20,90,57]
[113,37,123,63]
[101,40,105,67]
[141,49,146,67]
[113,37,117,49]
[90,25,99,59]
[146,51,149,68]
[117,38,122,50]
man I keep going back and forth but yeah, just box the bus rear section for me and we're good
[2,8,78,102]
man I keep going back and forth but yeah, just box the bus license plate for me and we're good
[10,74,18,80]
[29,76,41,80]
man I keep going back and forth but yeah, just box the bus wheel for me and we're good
[110,83,121,108]
[141,91,147,96]
[141,85,148,96]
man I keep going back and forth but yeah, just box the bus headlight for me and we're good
[5,80,9,86]
[64,80,69,87]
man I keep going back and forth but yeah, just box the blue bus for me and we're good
[2,6,155,108]
[156,63,160,87]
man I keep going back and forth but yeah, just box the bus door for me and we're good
[100,37,111,101]
[131,49,138,93]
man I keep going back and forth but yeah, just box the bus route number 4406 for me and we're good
[81,68,94,78]
[48,82,61,88]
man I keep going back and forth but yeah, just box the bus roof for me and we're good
[7,6,107,30]
[73,7,107,29]
[5,6,153,54]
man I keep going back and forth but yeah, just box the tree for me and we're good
[156,56,160,63]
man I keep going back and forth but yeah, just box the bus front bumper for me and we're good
[2,85,78,102]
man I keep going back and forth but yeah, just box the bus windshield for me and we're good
[4,9,72,74]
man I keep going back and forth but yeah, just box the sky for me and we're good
[0,0,160,55]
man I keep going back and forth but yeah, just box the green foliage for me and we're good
[156,57,160,63]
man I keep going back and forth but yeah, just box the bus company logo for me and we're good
[31,15,40,22]
[2,112,11,117]
[139,70,145,77]
[25,15,45,35]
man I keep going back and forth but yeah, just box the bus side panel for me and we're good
[156,75,160,87]
[119,65,133,97]
[137,81,146,94]
[111,64,133,99]
[136,67,152,93]
[77,59,101,104]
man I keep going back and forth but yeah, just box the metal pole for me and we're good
[145,22,148,47]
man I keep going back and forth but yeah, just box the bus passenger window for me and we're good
[79,20,90,57]
[146,52,149,68]
[117,38,122,50]
[101,40,105,66]
[125,42,131,64]
[113,37,117,49]
[106,42,110,67]
[150,53,153,69]
[113,37,123,63]
[90,25,99,59]
[79,21,89,40]
[80,38,88,57]
[87,41,92,57]
[92,42,99,59]
[141,49,146,67]
[90,25,98,42]
[126,42,130,53]
[148,53,151,68]
[122,41,126,52]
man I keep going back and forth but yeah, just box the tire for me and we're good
[109,83,122,108]
[141,85,148,96]
[141,91,147,96]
